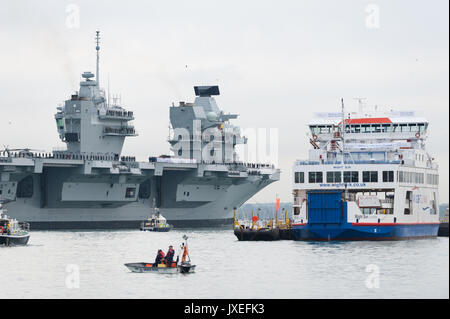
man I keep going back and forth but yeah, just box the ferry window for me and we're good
[361,125,370,133]
[418,123,425,133]
[398,171,403,182]
[415,173,424,184]
[409,124,418,132]
[372,124,381,133]
[404,208,411,215]
[400,124,408,132]
[125,187,136,198]
[363,171,378,183]
[393,124,399,132]
[326,171,342,183]
[310,126,320,135]
[343,171,358,183]
[381,124,391,132]
[308,172,323,183]
[382,171,394,183]
[318,126,329,134]
[295,172,304,183]
[345,125,351,133]
[351,125,361,133]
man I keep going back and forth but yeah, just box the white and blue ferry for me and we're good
[291,102,440,240]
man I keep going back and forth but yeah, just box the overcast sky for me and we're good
[0,0,448,203]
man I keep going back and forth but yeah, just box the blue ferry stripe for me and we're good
[351,222,440,226]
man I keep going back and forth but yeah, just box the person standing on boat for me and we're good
[165,245,175,267]
[153,249,165,267]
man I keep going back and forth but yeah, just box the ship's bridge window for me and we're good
[56,118,64,130]
[295,172,305,183]
[317,126,331,134]
[393,124,399,132]
[344,171,359,183]
[372,124,381,133]
[363,171,378,183]
[381,124,392,132]
[382,171,394,183]
[418,123,426,133]
[361,124,371,133]
[400,124,408,132]
[344,125,350,133]
[308,171,323,183]
[350,125,361,133]
[409,123,419,132]
[310,126,320,135]
[327,171,342,183]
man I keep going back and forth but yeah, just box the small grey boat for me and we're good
[125,235,196,273]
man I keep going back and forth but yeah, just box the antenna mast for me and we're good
[354,97,366,114]
[95,31,100,87]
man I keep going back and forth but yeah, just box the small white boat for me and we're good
[140,209,173,232]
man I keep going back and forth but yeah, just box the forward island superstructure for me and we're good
[291,102,439,240]
[0,32,279,229]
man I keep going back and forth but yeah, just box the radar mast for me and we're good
[95,31,100,87]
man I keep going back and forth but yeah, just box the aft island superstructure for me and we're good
[291,101,439,240]
[0,32,279,229]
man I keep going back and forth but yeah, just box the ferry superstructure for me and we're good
[0,32,280,229]
[291,102,440,240]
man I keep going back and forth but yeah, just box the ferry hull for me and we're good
[292,223,439,241]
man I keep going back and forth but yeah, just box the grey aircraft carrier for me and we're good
[0,32,279,229]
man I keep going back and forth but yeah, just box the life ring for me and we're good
[312,134,318,141]
[415,132,420,139]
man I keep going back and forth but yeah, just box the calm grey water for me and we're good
[1,228,448,299]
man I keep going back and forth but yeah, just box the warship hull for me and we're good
[4,169,277,229]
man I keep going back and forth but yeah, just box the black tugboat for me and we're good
[0,204,30,246]
[233,201,292,241]
[124,235,196,273]
[438,207,449,237]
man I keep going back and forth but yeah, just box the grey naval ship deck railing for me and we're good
[1,152,275,171]
[0,152,137,162]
